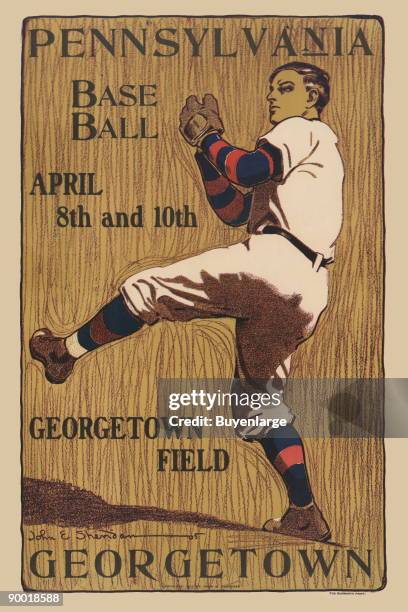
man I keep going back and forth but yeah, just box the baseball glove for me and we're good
[179,93,224,146]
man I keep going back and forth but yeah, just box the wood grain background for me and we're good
[22,16,384,590]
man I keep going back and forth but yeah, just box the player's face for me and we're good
[267,69,314,124]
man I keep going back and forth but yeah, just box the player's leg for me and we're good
[30,240,253,384]
[30,294,145,384]
[234,376,330,540]
[233,267,330,541]
[257,427,330,541]
[66,293,144,357]
[121,237,328,539]
[259,433,330,540]
[258,425,313,507]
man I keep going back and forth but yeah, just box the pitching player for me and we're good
[30,61,344,542]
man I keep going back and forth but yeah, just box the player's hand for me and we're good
[179,93,224,147]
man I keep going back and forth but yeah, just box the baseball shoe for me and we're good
[262,502,331,542]
[29,328,76,384]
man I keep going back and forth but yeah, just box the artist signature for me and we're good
[28,529,203,541]
[28,528,140,541]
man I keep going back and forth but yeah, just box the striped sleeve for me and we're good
[200,133,283,187]
[195,151,252,227]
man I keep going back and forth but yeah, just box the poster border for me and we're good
[20,13,386,593]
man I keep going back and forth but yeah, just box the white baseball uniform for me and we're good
[120,117,344,435]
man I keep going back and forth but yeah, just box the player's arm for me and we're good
[200,133,283,187]
[194,150,252,227]
[179,94,283,188]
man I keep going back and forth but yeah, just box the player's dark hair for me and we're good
[270,61,330,112]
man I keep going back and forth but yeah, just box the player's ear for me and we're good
[306,87,319,109]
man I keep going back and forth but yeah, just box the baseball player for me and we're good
[30,61,344,542]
